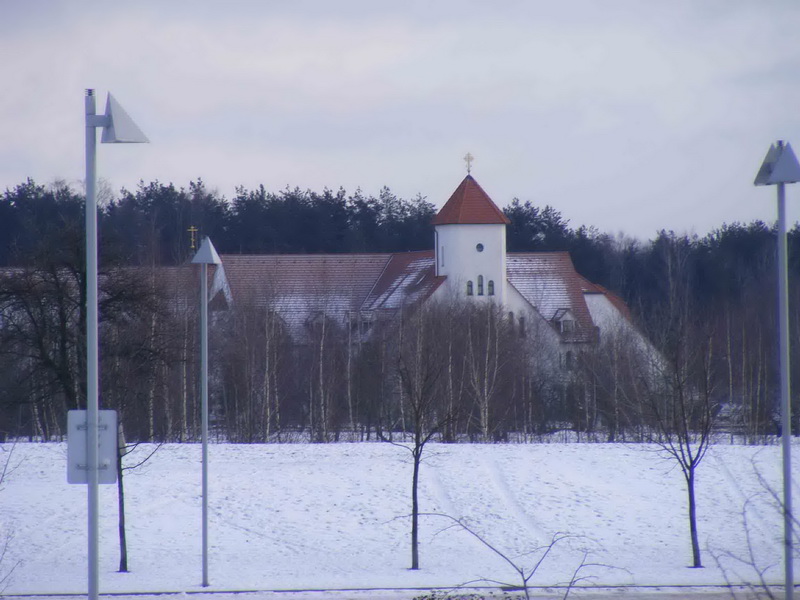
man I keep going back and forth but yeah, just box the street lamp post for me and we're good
[84,89,148,600]
[191,237,221,587]
[755,140,800,600]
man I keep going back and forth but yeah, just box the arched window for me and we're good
[466,281,474,296]
[519,316,526,337]
[565,350,574,371]
[477,275,484,295]
[488,280,495,296]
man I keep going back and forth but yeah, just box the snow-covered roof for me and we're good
[361,251,443,311]
[213,251,618,344]
[507,252,597,343]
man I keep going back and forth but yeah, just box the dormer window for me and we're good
[552,309,576,335]
[467,281,474,296]
[477,275,484,295]
[488,280,495,296]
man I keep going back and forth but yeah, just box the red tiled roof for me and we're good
[578,274,632,321]
[220,253,390,309]
[361,250,444,311]
[432,175,511,225]
[218,254,393,334]
[507,252,596,343]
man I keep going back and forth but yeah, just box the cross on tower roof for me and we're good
[188,226,199,250]
[464,152,474,174]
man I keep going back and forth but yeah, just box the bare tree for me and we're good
[115,425,161,572]
[0,441,18,591]
[216,301,290,442]
[463,302,515,441]
[712,462,800,600]
[637,239,719,568]
[384,301,459,570]
[425,514,607,600]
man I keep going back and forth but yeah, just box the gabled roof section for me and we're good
[220,253,390,309]
[578,274,632,321]
[432,175,511,225]
[507,252,596,343]
[218,252,443,336]
[219,254,393,335]
[361,250,443,311]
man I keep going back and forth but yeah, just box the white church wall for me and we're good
[584,293,622,332]
[585,292,663,375]
[505,282,563,358]
[436,223,506,303]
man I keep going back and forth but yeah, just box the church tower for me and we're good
[433,175,510,304]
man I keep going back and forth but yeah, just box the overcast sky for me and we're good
[2,0,800,239]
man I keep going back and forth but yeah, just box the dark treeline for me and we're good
[0,178,797,442]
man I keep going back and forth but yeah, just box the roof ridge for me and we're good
[361,254,395,311]
[432,175,510,225]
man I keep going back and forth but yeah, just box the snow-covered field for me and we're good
[0,441,796,595]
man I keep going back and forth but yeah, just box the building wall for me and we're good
[584,293,620,332]
[435,223,506,303]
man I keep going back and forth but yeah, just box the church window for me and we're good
[476,243,484,252]
[565,350,574,371]
[467,281,474,295]
[488,280,495,296]
[477,275,484,295]
[519,316,526,337]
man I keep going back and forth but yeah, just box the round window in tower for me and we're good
[476,243,484,252]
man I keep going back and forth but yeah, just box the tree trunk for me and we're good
[411,447,421,570]
[686,469,702,568]
[180,315,188,442]
[347,313,355,435]
[264,309,272,441]
[117,442,128,572]
[147,312,157,441]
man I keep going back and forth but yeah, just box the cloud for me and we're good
[1,1,800,237]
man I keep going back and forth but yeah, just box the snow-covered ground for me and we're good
[0,441,796,595]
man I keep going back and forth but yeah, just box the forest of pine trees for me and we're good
[0,178,798,443]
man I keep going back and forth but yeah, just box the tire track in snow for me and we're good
[480,454,547,539]
[426,462,459,517]
[710,451,772,537]
[425,461,500,559]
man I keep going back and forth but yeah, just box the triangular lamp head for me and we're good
[101,93,149,144]
[192,237,222,265]
[755,141,800,186]
[769,143,800,184]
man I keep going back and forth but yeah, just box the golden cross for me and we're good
[464,152,474,174]
[188,226,199,250]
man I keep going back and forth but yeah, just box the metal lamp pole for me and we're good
[191,237,221,587]
[755,140,800,600]
[778,177,793,600]
[83,89,148,600]
[84,89,101,600]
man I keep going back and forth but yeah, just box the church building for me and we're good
[208,174,635,361]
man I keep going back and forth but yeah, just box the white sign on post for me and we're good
[67,410,118,484]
